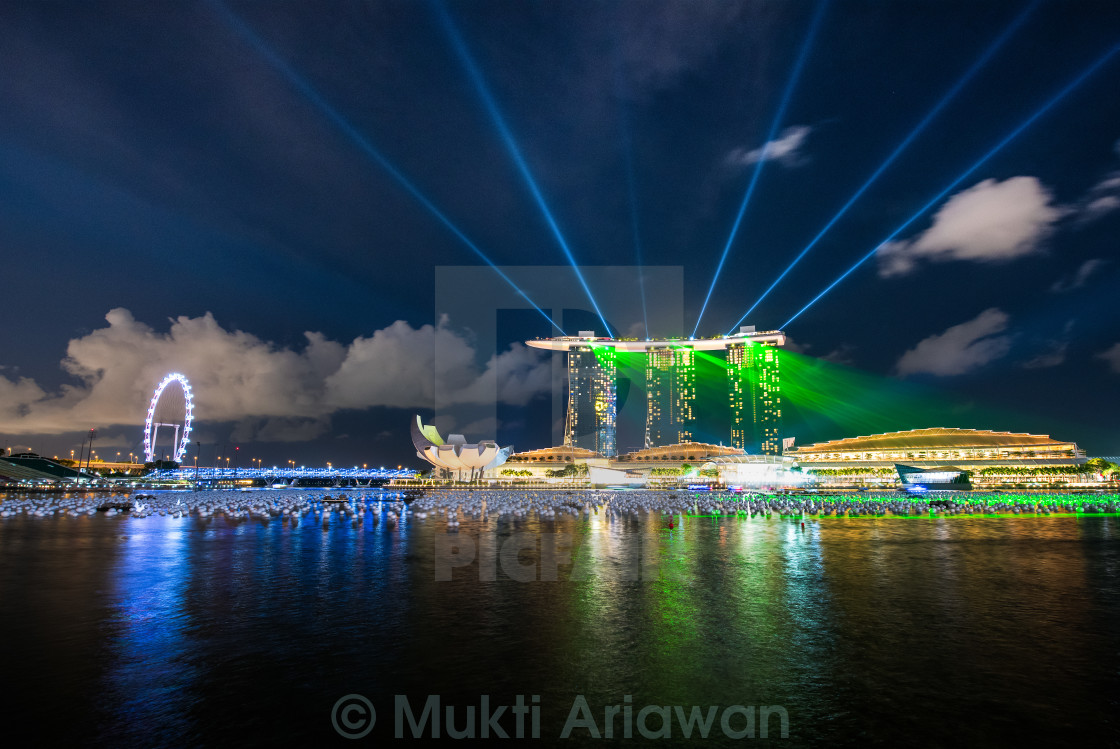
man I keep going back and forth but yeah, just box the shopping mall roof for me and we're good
[702,454,791,466]
[616,442,746,461]
[508,446,604,462]
[787,428,1076,453]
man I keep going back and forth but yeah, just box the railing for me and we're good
[146,467,418,481]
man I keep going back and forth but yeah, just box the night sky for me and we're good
[1,0,1118,469]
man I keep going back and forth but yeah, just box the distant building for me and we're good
[0,453,97,484]
[527,327,785,456]
[895,464,971,490]
[497,442,744,485]
[786,427,1085,467]
[613,442,744,464]
[645,347,695,448]
[565,341,617,457]
[499,445,609,481]
[504,445,606,465]
[700,454,797,487]
[727,339,782,455]
[787,427,1089,487]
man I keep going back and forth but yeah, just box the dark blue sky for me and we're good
[1,0,1118,467]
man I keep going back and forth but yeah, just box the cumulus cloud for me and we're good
[0,308,551,438]
[1050,258,1109,293]
[1097,342,1120,374]
[895,308,1012,377]
[726,125,812,168]
[878,177,1065,277]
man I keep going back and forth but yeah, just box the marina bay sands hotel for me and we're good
[526,326,784,457]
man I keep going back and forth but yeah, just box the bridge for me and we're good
[146,466,417,482]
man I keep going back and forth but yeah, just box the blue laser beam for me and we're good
[614,46,649,339]
[726,0,1040,335]
[432,1,613,337]
[623,139,649,339]
[691,0,830,338]
[208,0,565,335]
[782,40,1120,329]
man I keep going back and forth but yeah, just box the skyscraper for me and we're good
[565,344,617,457]
[528,328,783,457]
[727,341,782,454]
[645,347,696,448]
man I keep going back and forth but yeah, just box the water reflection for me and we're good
[0,493,1116,746]
[99,523,194,745]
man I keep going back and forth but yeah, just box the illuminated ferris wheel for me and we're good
[143,373,194,463]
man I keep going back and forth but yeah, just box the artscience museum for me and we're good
[410,415,512,479]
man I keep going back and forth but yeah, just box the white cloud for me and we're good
[726,125,812,168]
[771,336,854,365]
[0,308,552,438]
[611,0,753,96]
[779,335,812,355]
[820,344,856,367]
[1082,194,1120,220]
[1097,342,1120,374]
[1022,342,1068,369]
[1074,138,1120,223]
[1050,258,1109,293]
[624,321,648,339]
[1092,174,1120,192]
[878,177,1065,277]
[895,308,1012,377]
[1076,171,1120,225]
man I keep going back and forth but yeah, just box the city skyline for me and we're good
[1,1,1119,466]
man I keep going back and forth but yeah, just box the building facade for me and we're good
[727,340,782,455]
[786,428,1092,488]
[786,427,1085,466]
[528,329,784,458]
[566,344,618,457]
[645,347,696,448]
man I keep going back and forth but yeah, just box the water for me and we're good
[1,490,1118,746]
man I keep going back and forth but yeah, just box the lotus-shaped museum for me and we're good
[411,415,512,477]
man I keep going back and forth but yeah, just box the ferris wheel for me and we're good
[143,373,194,463]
